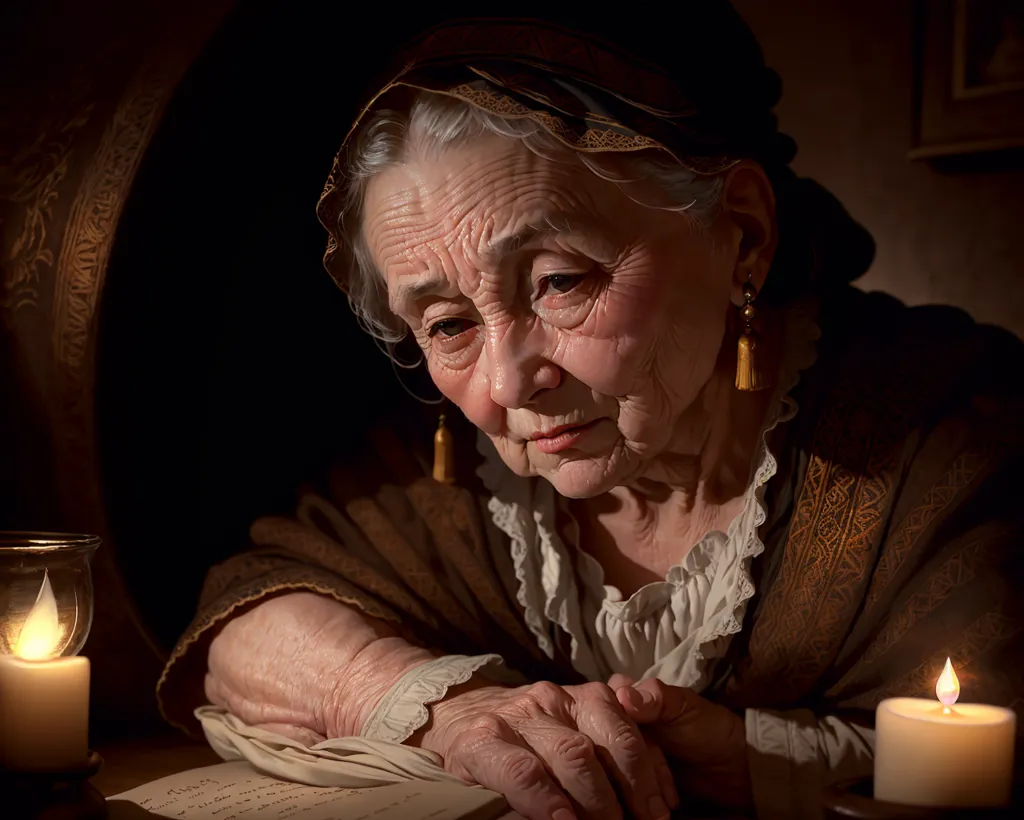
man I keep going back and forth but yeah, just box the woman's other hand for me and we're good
[412,680,680,820]
[609,675,753,813]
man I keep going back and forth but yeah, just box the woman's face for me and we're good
[363,134,759,498]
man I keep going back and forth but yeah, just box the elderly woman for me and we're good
[158,6,1023,820]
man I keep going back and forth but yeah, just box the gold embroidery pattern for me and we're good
[450,84,660,154]
[859,539,989,668]
[732,306,1023,711]
[196,553,298,609]
[734,309,998,705]
[737,368,916,702]
[863,444,993,611]
[742,457,894,702]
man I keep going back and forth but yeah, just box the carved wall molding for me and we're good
[51,57,183,528]
[46,6,234,531]
[1,78,95,324]
[53,62,173,378]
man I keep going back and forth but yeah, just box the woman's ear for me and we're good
[719,161,777,304]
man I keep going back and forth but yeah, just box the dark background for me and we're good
[95,3,445,650]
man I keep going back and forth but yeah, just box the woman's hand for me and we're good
[609,675,753,812]
[412,680,680,820]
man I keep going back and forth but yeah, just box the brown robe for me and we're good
[158,287,1024,752]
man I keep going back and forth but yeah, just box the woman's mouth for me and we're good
[529,420,601,454]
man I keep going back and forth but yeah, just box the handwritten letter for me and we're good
[109,761,516,820]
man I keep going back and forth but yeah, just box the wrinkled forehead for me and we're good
[361,134,597,268]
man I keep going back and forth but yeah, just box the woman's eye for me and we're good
[539,274,585,296]
[427,318,476,338]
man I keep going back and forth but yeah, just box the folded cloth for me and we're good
[196,706,466,788]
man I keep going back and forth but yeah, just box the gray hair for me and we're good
[340,92,726,344]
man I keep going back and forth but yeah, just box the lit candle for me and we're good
[0,571,90,771]
[874,658,1016,807]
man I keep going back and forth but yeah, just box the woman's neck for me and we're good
[572,310,784,594]
[632,307,782,503]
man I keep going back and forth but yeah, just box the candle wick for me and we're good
[942,706,951,716]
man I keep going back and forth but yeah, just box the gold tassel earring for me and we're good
[735,276,767,391]
[433,414,455,484]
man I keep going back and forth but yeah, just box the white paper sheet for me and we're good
[108,760,517,820]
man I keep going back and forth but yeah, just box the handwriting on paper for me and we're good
[111,761,511,820]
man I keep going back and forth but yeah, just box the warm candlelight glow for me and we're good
[14,571,63,660]
[936,656,960,708]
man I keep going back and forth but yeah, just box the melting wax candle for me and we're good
[874,658,1016,807]
[0,572,90,771]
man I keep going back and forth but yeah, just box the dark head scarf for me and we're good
[317,5,874,303]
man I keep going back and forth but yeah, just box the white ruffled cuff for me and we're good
[746,707,875,820]
[360,654,503,744]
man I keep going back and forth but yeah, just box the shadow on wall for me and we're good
[96,4,445,651]
[732,0,1024,339]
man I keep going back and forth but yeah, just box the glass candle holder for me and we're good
[0,532,99,775]
[0,532,99,659]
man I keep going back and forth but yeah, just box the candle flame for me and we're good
[935,656,960,707]
[14,571,63,660]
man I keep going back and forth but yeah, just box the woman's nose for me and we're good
[482,328,561,409]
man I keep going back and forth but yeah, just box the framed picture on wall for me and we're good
[911,0,1024,159]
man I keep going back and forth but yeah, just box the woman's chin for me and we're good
[536,453,630,498]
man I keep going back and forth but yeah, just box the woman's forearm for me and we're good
[205,591,435,739]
